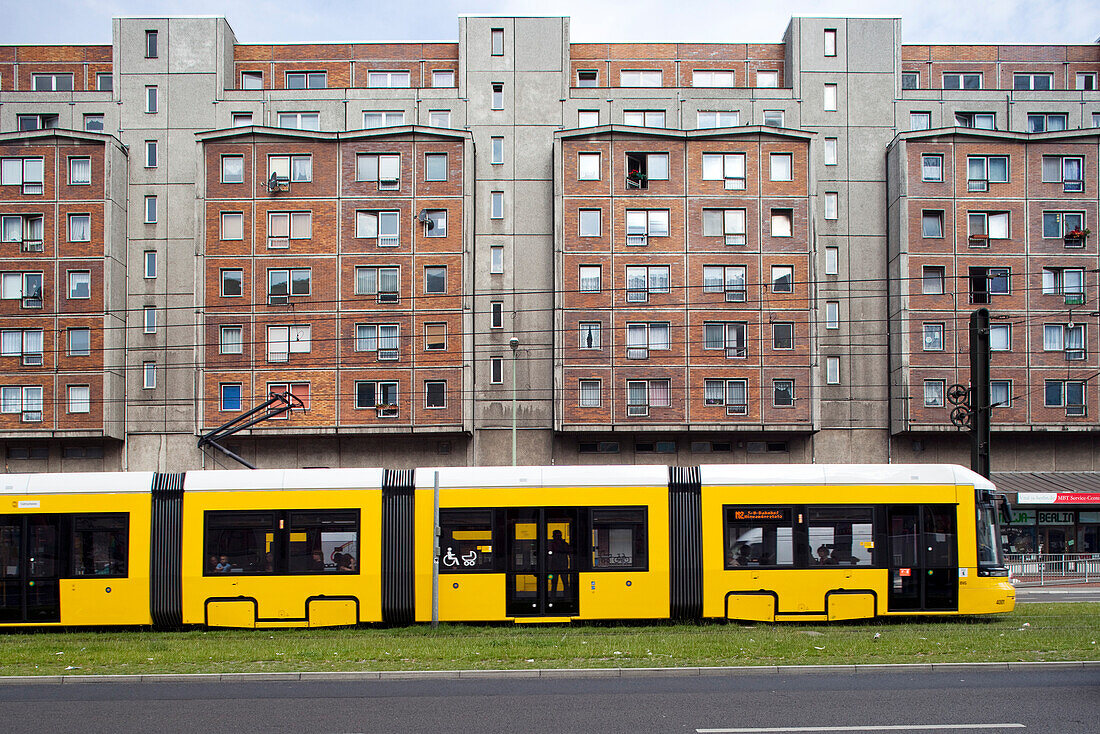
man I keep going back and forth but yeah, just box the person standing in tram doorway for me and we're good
[548,529,571,597]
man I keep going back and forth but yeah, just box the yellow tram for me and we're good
[0,464,1014,628]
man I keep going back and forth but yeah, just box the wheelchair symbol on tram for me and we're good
[442,547,459,567]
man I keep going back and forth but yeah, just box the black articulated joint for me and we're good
[381,469,416,624]
[150,472,185,630]
[668,466,703,620]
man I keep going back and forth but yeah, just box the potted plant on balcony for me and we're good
[967,233,988,245]
[626,169,648,188]
[1065,227,1090,245]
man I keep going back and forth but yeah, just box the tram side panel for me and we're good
[953,485,1016,615]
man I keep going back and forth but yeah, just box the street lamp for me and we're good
[509,337,519,466]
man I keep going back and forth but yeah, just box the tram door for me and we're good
[886,505,958,612]
[0,515,61,623]
[505,509,579,617]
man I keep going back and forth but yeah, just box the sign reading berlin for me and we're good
[732,508,790,522]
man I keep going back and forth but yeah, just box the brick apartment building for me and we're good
[1,15,1100,548]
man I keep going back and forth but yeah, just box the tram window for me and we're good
[1,520,18,577]
[204,512,276,575]
[287,510,359,573]
[70,514,128,577]
[590,508,648,570]
[439,510,495,571]
[924,506,956,566]
[724,507,794,568]
[807,507,873,567]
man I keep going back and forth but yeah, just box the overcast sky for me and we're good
[2,0,1098,46]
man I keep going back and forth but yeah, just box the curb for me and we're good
[2,660,1098,685]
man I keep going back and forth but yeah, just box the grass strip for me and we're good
[1,603,1097,677]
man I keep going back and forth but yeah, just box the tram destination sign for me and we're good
[732,508,790,522]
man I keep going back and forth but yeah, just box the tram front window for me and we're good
[724,507,793,568]
[977,497,1008,576]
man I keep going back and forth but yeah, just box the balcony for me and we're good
[20,240,43,253]
[625,233,647,246]
[376,405,398,418]
[726,404,748,416]
[378,235,399,247]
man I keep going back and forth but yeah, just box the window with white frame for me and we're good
[267,268,311,303]
[771,265,793,292]
[954,112,995,129]
[772,322,794,350]
[1027,113,1067,133]
[490,301,503,329]
[626,379,670,416]
[579,321,601,350]
[824,138,838,165]
[1042,156,1084,192]
[924,379,945,407]
[579,265,601,292]
[0,386,43,421]
[771,209,793,238]
[620,70,662,87]
[824,29,837,56]
[923,323,944,351]
[231,112,252,127]
[143,361,156,389]
[697,111,739,128]
[704,321,747,357]
[490,246,504,274]
[368,70,410,88]
[824,192,838,220]
[577,152,601,180]
[990,380,1011,409]
[1,215,44,252]
[0,329,43,365]
[32,72,73,91]
[268,154,312,183]
[356,153,400,190]
[1013,73,1052,91]
[702,153,745,189]
[240,71,263,89]
[826,357,840,385]
[67,385,90,414]
[623,110,665,127]
[353,324,398,359]
[1042,267,1085,297]
[693,70,735,87]
[220,212,244,241]
[944,72,981,89]
[922,266,945,294]
[363,111,404,128]
[145,86,158,113]
[221,155,244,184]
[770,153,793,181]
[577,110,599,127]
[491,28,504,55]
[428,110,451,127]
[144,251,157,279]
[625,152,668,189]
[910,111,931,131]
[625,209,669,245]
[703,265,747,302]
[422,209,447,237]
[825,247,838,275]
[490,191,504,219]
[1,272,43,307]
[990,324,1010,351]
[825,301,840,329]
[1042,211,1086,241]
[430,69,455,88]
[967,211,1009,243]
[286,71,326,89]
[491,83,504,109]
[1077,73,1098,91]
[756,70,778,87]
[219,325,243,354]
[625,322,670,358]
[277,112,320,130]
[579,380,601,407]
[1045,380,1086,416]
[704,379,748,414]
[823,83,837,111]
[921,154,943,182]
[145,141,157,168]
[220,384,242,412]
[84,114,105,132]
[424,380,446,409]
[576,70,598,87]
[966,156,1008,191]
[68,271,90,299]
[425,153,448,181]
[143,306,156,334]
[424,323,446,351]
[625,265,670,303]
[268,211,312,248]
[68,157,91,186]
[266,325,312,362]
[578,209,601,237]
[1043,324,1086,360]
[355,380,398,412]
[66,213,90,242]
[773,379,795,407]
[356,210,400,246]
[491,137,504,164]
[68,328,90,356]
[144,196,157,224]
[922,210,944,238]
[490,356,503,384]
[702,209,746,245]
[16,115,58,131]
[220,269,243,297]
[424,265,447,294]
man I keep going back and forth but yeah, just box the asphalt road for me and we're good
[1014,585,1100,603]
[0,668,1096,734]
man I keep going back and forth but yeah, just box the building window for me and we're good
[219,383,242,412]
[968,267,1010,304]
[363,111,404,128]
[267,382,310,416]
[823,83,837,111]
[143,306,157,334]
[490,356,503,384]
[579,265,601,293]
[626,379,670,416]
[825,301,840,329]
[277,112,320,130]
[1042,211,1086,242]
[64,385,91,414]
[96,73,112,91]
[990,380,1011,409]
[756,70,778,87]
[1027,113,1067,133]
[1042,156,1085,192]
[31,73,73,91]
[432,69,455,87]
[967,211,1009,243]
[1013,73,1052,91]
[240,71,263,89]
[267,325,313,362]
[703,265,747,302]
[143,361,156,389]
[772,323,794,350]
[623,110,666,127]
[145,195,157,224]
[824,138,838,165]
[423,209,447,237]
[145,86,158,113]
[954,112,995,130]
[144,140,158,168]
[576,70,598,87]
[625,265,670,303]
[490,28,504,55]
[68,328,90,357]
[578,152,601,180]
[355,211,400,246]
[490,301,504,329]
[626,209,670,245]
[425,153,448,182]
[424,323,446,351]
[579,380,601,408]
[286,71,326,89]
[144,251,157,279]
[771,266,793,293]
[826,356,840,385]
[428,110,451,127]
[354,324,398,357]
[579,209,601,237]
[221,155,244,183]
[922,266,945,294]
[16,114,59,131]
[220,212,244,241]
[921,211,943,238]
[491,137,504,164]
[763,110,785,127]
[704,379,748,414]
[144,29,159,58]
[579,321,601,350]
[69,157,91,185]
[355,153,400,190]
[1045,380,1086,416]
[770,209,793,238]
[267,268,311,303]
[0,385,42,421]
[965,156,1008,191]
[901,72,919,90]
[578,110,599,127]
[626,322,670,359]
[424,380,446,409]
[923,379,945,407]
[824,192,838,220]
[923,323,944,351]
[704,321,747,357]
[84,114,105,132]
[219,326,243,354]
[424,265,447,294]
[490,191,504,219]
[910,111,931,131]
[352,381,398,414]
[625,152,668,188]
[355,267,399,302]
[367,70,410,88]
[267,212,312,247]
[824,28,837,56]
[269,154,312,183]
[770,153,793,181]
[67,213,91,242]
[702,153,746,189]
[1,272,43,308]
[944,73,981,90]
[0,329,43,365]
[621,70,662,87]
[220,270,243,297]
[694,70,736,87]
[490,246,504,274]
[1077,73,1097,91]
[825,247,838,275]
[773,380,795,407]
[231,112,252,127]
[698,111,739,128]
[68,271,90,299]
[1044,324,1086,360]
[491,83,504,110]
[989,324,1010,351]
[921,154,943,182]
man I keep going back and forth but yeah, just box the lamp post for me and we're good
[509,337,519,466]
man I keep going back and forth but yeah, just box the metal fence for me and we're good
[1005,553,1100,585]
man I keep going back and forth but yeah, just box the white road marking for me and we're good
[697,725,1025,733]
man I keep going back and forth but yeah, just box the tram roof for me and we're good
[415,465,671,490]
[0,472,157,494]
[700,464,994,489]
